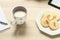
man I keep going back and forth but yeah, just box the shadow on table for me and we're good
[40,31,60,39]
[14,23,26,36]
[36,23,60,39]
[27,0,48,2]
[36,0,48,2]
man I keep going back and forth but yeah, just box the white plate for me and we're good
[36,9,60,36]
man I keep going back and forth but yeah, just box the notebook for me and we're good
[0,6,9,31]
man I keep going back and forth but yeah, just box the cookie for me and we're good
[49,20,59,30]
[41,17,49,28]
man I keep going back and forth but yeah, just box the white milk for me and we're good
[14,11,26,18]
[14,11,26,24]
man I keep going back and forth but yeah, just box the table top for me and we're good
[0,0,60,40]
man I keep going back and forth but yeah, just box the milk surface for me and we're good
[14,11,26,18]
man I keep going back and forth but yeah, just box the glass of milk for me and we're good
[12,6,27,25]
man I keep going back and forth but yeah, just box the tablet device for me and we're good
[48,0,60,9]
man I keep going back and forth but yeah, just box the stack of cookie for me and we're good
[41,12,60,30]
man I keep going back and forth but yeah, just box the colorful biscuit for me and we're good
[41,17,49,28]
[41,12,60,30]
[49,20,59,30]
